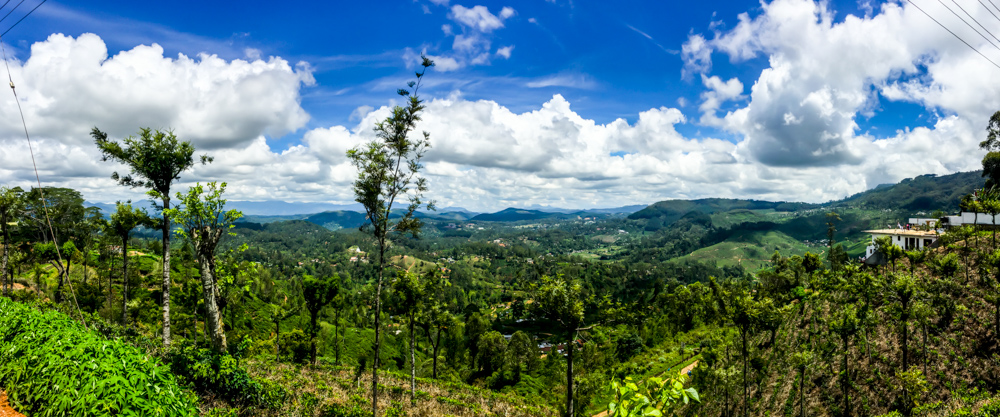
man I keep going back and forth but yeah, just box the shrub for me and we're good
[320,394,369,417]
[168,341,286,408]
[31,242,57,262]
[0,297,198,416]
[280,328,311,364]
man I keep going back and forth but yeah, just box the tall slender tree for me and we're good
[389,270,424,404]
[419,269,451,379]
[77,206,103,286]
[980,186,1000,248]
[979,110,1000,188]
[103,201,152,325]
[165,182,240,353]
[791,348,814,417]
[0,186,24,296]
[303,274,339,365]
[729,290,764,417]
[830,303,861,417]
[94,127,211,347]
[347,55,434,417]
[891,274,918,372]
[528,274,585,417]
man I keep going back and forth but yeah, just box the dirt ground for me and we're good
[0,391,26,417]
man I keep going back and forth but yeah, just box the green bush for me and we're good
[0,297,198,416]
[32,242,57,261]
[320,394,370,417]
[280,328,311,364]
[168,341,286,408]
[978,397,1000,417]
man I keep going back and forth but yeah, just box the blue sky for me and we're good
[0,0,993,211]
[19,0,927,137]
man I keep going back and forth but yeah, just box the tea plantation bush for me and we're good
[0,297,198,416]
[168,341,286,408]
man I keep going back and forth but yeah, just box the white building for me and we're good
[863,228,940,261]
[942,212,1000,227]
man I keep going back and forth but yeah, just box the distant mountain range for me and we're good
[86,171,984,231]
[470,208,616,222]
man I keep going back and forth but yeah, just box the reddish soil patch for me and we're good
[0,391,26,417]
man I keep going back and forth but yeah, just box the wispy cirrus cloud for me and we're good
[625,23,678,55]
[404,4,518,72]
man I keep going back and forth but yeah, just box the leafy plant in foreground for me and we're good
[608,372,699,416]
[0,297,198,416]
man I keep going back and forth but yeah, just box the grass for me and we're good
[225,359,554,416]
[674,230,815,271]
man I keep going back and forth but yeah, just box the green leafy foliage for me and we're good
[168,341,285,408]
[0,297,198,416]
[608,372,699,416]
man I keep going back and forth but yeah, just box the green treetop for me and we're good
[93,127,212,347]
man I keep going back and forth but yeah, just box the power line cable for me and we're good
[0,36,87,329]
[953,0,1000,46]
[906,0,1000,71]
[0,0,26,27]
[990,0,1000,17]
[977,0,1000,25]
[936,0,1000,53]
[2,0,46,37]
[0,1,14,15]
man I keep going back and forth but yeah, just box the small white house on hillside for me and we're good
[863,228,940,262]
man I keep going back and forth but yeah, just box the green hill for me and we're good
[471,207,610,222]
[831,170,985,212]
[673,230,814,271]
[628,198,816,224]
[305,210,368,230]
[634,171,985,233]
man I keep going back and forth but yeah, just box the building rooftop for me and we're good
[864,229,940,237]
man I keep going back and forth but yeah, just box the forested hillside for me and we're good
[831,171,986,212]
[5,165,1000,416]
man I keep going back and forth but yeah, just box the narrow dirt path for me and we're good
[0,391,27,417]
[591,360,700,417]
[678,360,699,376]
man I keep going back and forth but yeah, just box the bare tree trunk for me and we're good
[432,325,442,379]
[60,255,71,303]
[275,318,281,361]
[743,329,749,417]
[311,313,318,366]
[162,201,172,347]
[902,319,908,372]
[566,336,574,417]
[198,249,226,353]
[1,229,8,296]
[800,366,805,417]
[335,308,341,365]
[972,212,978,248]
[843,335,850,417]
[409,310,416,405]
[108,253,113,309]
[372,242,385,417]
[922,322,928,378]
[122,238,129,325]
